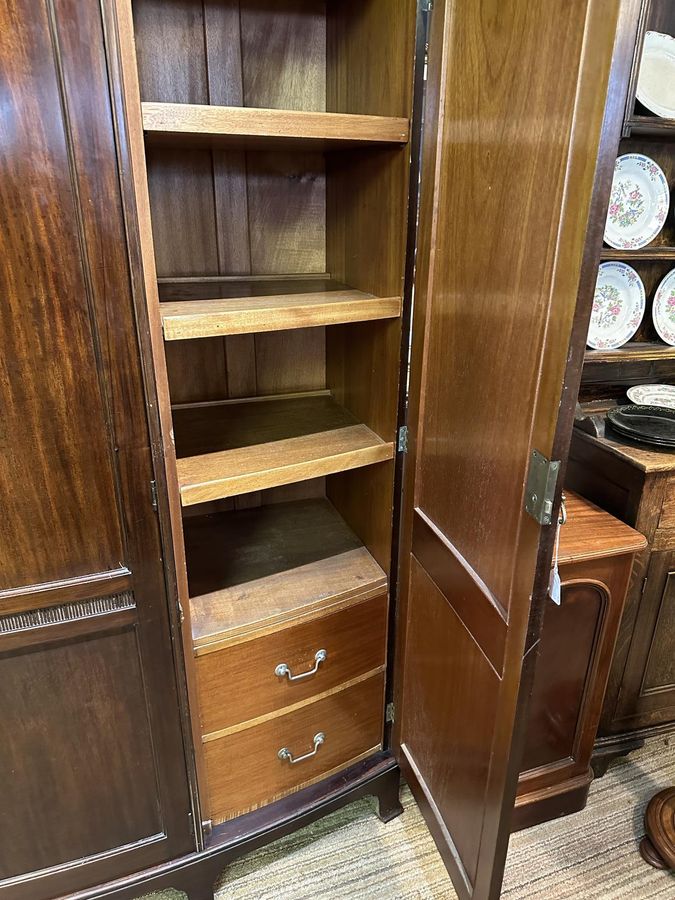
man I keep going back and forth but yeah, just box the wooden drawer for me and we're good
[204,671,385,823]
[195,593,387,735]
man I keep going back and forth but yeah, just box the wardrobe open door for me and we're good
[393,1,624,898]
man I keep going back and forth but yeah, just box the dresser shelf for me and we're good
[584,342,675,364]
[159,277,401,339]
[627,115,675,137]
[142,102,410,150]
[600,247,675,261]
[186,498,387,650]
[173,394,393,505]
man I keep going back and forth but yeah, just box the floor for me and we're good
[147,737,675,899]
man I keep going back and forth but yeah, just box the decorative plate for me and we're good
[606,405,675,449]
[604,154,669,250]
[587,262,645,350]
[627,384,675,409]
[653,268,675,346]
[637,32,675,119]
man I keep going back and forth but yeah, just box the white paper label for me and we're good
[549,566,561,606]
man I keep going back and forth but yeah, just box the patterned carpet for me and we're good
[146,736,675,899]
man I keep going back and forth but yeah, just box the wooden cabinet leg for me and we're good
[591,735,645,778]
[375,765,403,823]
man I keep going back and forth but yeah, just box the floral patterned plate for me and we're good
[652,268,675,346]
[587,262,645,350]
[604,154,669,250]
[637,32,675,119]
[627,384,675,410]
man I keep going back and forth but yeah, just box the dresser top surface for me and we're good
[559,491,647,565]
[574,401,675,474]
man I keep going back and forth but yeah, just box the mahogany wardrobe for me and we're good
[0,0,646,899]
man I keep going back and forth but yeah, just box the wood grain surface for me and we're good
[186,498,387,647]
[203,672,384,823]
[161,290,401,339]
[195,592,387,733]
[559,491,647,564]
[393,0,622,897]
[142,102,409,147]
[177,425,393,505]
[0,0,124,589]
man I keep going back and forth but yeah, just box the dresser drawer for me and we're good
[195,593,387,735]
[204,671,385,823]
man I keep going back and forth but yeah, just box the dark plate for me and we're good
[606,405,675,448]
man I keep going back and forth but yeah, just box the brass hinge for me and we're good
[202,819,213,839]
[177,599,185,625]
[398,426,409,454]
[386,702,395,724]
[524,450,561,526]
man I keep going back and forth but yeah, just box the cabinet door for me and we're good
[393,1,622,898]
[614,551,675,727]
[0,0,193,896]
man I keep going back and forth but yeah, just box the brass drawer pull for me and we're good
[278,732,325,765]
[275,649,327,682]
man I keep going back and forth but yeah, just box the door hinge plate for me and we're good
[386,701,395,724]
[525,450,561,526]
[398,426,408,453]
[202,819,213,839]
[150,479,158,511]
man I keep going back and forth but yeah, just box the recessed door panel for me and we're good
[0,626,160,879]
[400,560,499,888]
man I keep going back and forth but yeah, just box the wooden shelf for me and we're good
[159,277,401,339]
[173,394,394,506]
[186,498,387,649]
[142,103,409,149]
[584,342,675,364]
[627,115,675,137]
[600,247,675,261]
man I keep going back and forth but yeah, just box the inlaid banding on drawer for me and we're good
[204,671,385,823]
[195,593,388,735]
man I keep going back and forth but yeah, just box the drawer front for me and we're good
[195,593,387,735]
[204,672,385,823]
[659,479,675,532]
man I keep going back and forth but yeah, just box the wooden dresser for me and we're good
[514,492,646,830]
[568,415,675,770]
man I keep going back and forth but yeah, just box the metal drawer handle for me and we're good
[278,732,325,765]
[275,649,327,682]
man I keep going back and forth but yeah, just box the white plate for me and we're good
[604,154,669,250]
[627,384,675,409]
[637,32,675,119]
[587,262,645,350]
[652,268,675,346]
